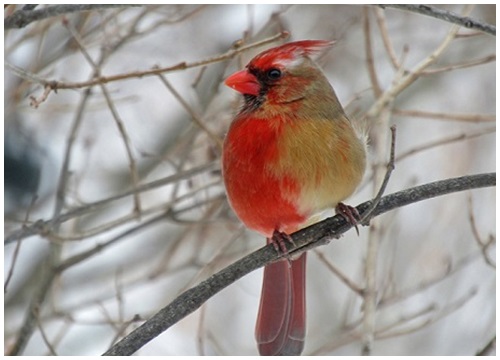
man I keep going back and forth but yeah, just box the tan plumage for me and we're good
[223,40,366,355]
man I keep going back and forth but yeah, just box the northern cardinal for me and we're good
[222,40,366,355]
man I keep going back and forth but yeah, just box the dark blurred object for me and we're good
[4,120,45,214]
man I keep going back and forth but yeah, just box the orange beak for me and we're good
[225,70,260,96]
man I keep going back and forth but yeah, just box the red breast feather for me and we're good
[222,113,306,237]
[223,40,366,236]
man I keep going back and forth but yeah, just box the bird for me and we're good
[222,40,366,355]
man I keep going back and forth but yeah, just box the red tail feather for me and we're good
[223,39,366,355]
[255,253,306,356]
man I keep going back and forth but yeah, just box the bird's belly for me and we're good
[223,161,306,237]
[222,117,308,237]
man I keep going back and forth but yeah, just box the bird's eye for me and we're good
[267,68,282,80]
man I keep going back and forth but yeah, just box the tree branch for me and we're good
[379,4,496,36]
[102,172,495,356]
[4,4,142,29]
[5,31,290,94]
[4,162,218,245]
[476,335,496,356]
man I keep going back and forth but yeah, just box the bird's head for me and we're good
[225,40,334,109]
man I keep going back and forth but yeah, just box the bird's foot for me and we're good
[335,202,360,235]
[270,229,295,254]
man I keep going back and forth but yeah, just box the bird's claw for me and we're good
[335,202,360,235]
[270,229,295,254]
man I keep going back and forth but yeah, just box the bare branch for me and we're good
[467,195,496,269]
[4,196,37,292]
[63,19,142,214]
[156,74,222,148]
[29,85,52,108]
[393,108,495,123]
[378,253,480,309]
[395,127,495,162]
[314,250,364,296]
[378,4,496,36]
[376,287,478,339]
[363,7,382,97]
[422,54,495,75]
[476,335,496,356]
[102,173,495,356]
[5,31,290,94]
[5,162,218,244]
[374,7,401,69]
[35,307,58,355]
[359,125,396,225]
[366,14,464,119]
[4,4,142,29]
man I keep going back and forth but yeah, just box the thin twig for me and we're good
[378,252,480,309]
[379,4,495,36]
[467,195,496,269]
[4,234,23,293]
[363,7,382,97]
[63,18,142,215]
[29,85,52,108]
[422,54,495,75]
[393,108,495,123]
[196,303,208,355]
[100,85,143,214]
[4,196,38,292]
[5,31,290,93]
[375,303,437,338]
[396,127,495,162]
[43,180,220,243]
[374,7,400,69]
[156,73,223,148]
[55,213,166,272]
[9,265,59,355]
[5,162,218,244]
[34,307,58,355]
[5,4,141,29]
[314,250,364,296]
[376,287,478,339]
[359,125,396,225]
[366,8,469,119]
[52,193,224,273]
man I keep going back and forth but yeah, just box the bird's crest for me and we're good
[249,40,334,70]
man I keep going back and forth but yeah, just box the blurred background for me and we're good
[4,4,495,355]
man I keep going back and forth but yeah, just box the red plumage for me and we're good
[223,40,366,355]
[223,114,306,236]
